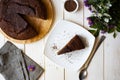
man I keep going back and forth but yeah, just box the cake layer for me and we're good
[58,35,85,55]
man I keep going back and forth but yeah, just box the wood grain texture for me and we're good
[0,33,5,48]
[25,40,45,80]
[64,0,84,25]
[64,0,84,80]
[83,2,104,80]
[0,34,5,80]
[87,44,104,80]
[0,0,120,80]
[44,0,65,80]
[104,34,120,80]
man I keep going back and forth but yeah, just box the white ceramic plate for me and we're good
[44,20,95,71]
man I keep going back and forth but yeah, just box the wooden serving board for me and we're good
[0,0,54,44]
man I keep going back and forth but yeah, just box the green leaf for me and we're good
[113,32,117,38]
[90,25,97,29]
[117,23,120,28]
[94,30,100,37]
[108,28,115,33]
[116,27,120,32]
[86,0,120,38]
[89,29,100,37]
[88,0,98,4]
[89,30,96,33]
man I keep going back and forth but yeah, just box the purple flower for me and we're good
[88,6,95,13]
[87,17,94,26]
[108,25,115,28]
[84,0,90,7]
[101,30,106,34]
[88,6,92,11]
[27,65,36,71]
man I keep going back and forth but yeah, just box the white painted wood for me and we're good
[83,2,104,80]
[0,0,120,80]
[25,40,45,80]
[44,58,64,80]
[0,74,5,80]
[65,70,79,80]
[64,0,84,26]
[87,43,104,80]
[0,33,5,48]
[2,34,25,51]
[4,38,25,51]
[104,34,120,80]
[63,0,84,80]
[0,34,5,80]
[44,0,65,80]
[25,40,45,67]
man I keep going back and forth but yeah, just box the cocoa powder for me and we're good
[64,0,77,12]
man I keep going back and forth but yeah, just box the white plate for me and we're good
[44,20,95,71]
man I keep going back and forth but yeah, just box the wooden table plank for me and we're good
[25,40,45,80]
[64,0,84,25]
[0,0,120,80]
[87,44,104,80]
[44,0,65,80]
[83,2,104,80]
[0,34,5,80]
[104,34,120,80]
[0,33,5,48]
[63,0,84,80]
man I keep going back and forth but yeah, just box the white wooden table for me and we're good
[0,0,120,80]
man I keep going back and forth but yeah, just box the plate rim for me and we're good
[44,20,95,71]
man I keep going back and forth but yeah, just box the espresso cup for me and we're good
[64,0,79,13]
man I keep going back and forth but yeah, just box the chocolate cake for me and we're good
[58,35,85,55]
[0,19,37,40]
[0,0,47,40]
[9,0,47,19]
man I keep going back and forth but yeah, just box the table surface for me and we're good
[0,0,120,80]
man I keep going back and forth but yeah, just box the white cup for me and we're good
[64,0,79,13]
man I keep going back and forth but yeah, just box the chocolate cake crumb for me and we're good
[52,44,58,49]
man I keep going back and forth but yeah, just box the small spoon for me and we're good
[79,35,106,80]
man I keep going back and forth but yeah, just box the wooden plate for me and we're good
[0,0,54,44]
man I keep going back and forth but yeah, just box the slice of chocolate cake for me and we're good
[58,35,85,55]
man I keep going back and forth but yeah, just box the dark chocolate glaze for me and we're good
[58,35,85,55]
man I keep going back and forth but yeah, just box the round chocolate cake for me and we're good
[0,0,47,40]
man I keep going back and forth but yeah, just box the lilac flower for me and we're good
[27,65,36,71]
[87,17,94,26]
[88,6,92,11]
[101,30,106,34]
[88,6,96,13]
[108,25,115,28]
[84,0,90,7]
